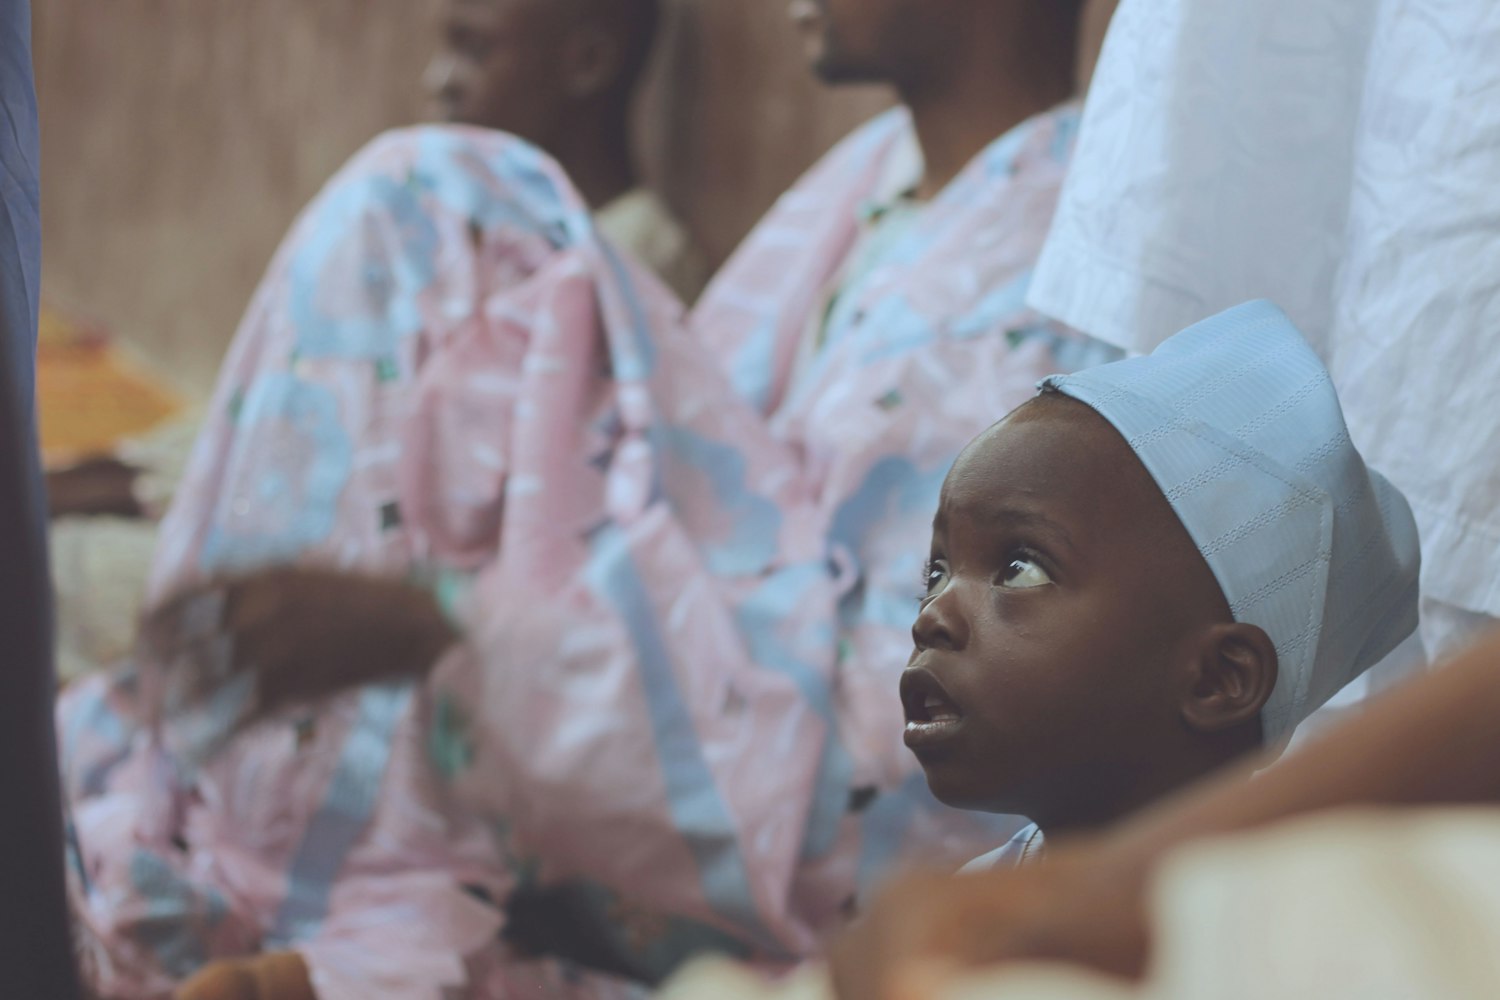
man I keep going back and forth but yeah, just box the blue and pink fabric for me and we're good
[60,104,1108,999]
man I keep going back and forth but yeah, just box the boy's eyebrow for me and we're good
[987,506,1079,553]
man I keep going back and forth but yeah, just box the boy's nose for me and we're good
[912,586,969,653]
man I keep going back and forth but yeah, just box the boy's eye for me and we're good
[922,561,948,596]
[1000,558,1052,589]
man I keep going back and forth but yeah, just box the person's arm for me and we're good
[46,457,143,518]
[144,567,462,733]
[832,626,1500,999]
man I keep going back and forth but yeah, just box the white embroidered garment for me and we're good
[1027,0,1500,653]
[960,823,1045,873]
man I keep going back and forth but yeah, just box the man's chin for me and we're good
[808,52,886,87]
[425,100,465,126]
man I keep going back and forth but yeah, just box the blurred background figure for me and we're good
[33,0,791,688]
[424,0,708,302]
[41,0,715,691]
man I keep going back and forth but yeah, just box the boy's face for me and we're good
[904,396,1235,830]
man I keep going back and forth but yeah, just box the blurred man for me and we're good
[426,0,708,301]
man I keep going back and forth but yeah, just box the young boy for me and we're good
[652,298,1424,999]
[903,299,1421,867]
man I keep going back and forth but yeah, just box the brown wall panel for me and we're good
[37,1,438,389]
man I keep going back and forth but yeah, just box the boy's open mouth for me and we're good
[900,669,964,748]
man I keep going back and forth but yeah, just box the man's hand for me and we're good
[174,951,316,1000]
[829,843,1152,1000]
[142,566,461,732]
[502,882,655,983]
[47,456,143,518]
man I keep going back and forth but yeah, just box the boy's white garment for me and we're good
[1041,301,1421,748]
[1027,0,1500,653]
[961,823,1045,873]
[660,810,1500,1000]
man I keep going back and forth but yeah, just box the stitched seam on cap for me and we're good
[1163,453,1244,503]
[1105,315,1284,406]
[1232,371,1329,440]
[1199,489,1323,558]
[1235,552,1322,611]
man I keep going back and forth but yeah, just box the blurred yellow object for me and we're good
[36,305,184,468]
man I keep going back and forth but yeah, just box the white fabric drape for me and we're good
[1028,0,1500,649]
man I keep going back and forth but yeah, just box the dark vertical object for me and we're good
[0,0,82,996]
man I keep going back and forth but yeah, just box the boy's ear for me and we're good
[1180,623,1279,735]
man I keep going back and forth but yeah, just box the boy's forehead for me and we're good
[940,398,1171,536]
[948,398,1115,487]
[939,396,1228,619]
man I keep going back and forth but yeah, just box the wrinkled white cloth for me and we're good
[1027,0,1500,645]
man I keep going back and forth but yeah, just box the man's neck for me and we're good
[548,116,638,211]
[900,43,1076,200]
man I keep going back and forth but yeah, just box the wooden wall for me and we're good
[36,1,1110,394]
[37,0,434,391]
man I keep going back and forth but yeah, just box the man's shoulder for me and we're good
[758,106,912,213]
[818,106,913,170]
